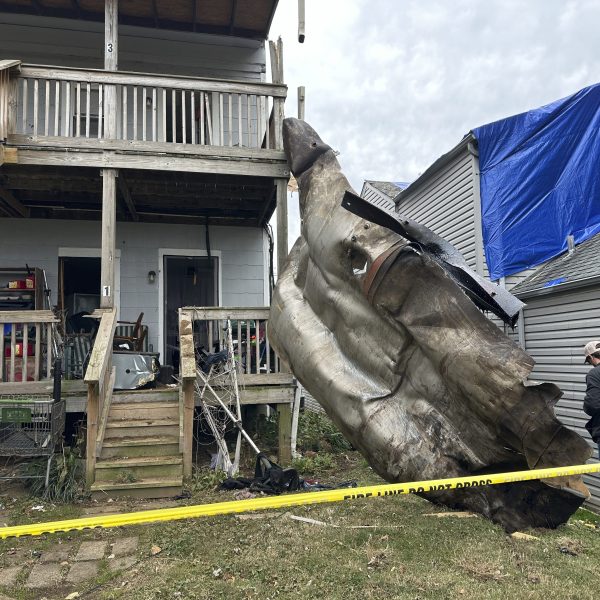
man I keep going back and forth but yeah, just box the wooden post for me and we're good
[297,86,305,120]
[277,402,292,464]
[101,0,119,309]
[269,38,285,150]
[104,0,118,138]
[179,309,196,478]
[276,178,288,276]
[182,378,195,477]
[86,382,99,486]
[7,68,19,136]
[100,168,117,308]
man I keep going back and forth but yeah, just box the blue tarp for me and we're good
[472,83,600,281]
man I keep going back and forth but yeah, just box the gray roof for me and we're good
[511,232,600,297]
[366,181,405,199]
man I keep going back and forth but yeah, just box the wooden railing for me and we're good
[0,310,58,383]
[83,308,116,486]
[9,65,285,151]
[179,306,295,470]
[0,60,20,142]
[179,309,196,478]
[185,306,284,385]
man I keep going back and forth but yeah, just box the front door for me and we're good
[163,255,218,370]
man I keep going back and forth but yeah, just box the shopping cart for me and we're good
[0,394,65,487]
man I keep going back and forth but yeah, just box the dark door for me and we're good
[164,255,217,369]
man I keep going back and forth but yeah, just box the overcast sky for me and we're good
[268,0,600,246]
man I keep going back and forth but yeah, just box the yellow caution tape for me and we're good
[2,462,600,539]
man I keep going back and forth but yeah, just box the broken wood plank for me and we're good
[0,185,29,217]
[118,173,139,221]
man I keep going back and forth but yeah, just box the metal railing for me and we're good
[7,64,285,151]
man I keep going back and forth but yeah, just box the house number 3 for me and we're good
[107,43,113,52]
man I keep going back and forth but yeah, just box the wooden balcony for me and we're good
[0,61,289,179]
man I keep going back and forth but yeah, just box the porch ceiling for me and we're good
[0,164,277,226]
[0,0,278,38]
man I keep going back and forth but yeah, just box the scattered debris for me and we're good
[150,545,162,556]
[366,549,388,570]
[510,532,540,541]
[423,511,477,519]
[234,512,280,521]
[65,592,81,599]
[212,567,223,578]
[233,490,257,501]
[288,515,329,527]
[557,537,583,556]
[30,505,45,512]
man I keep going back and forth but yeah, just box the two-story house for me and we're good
[0,0,295,498]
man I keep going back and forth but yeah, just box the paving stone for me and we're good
[40,544,72,563]
[0,565,21,586]
[25,563,62,588]
[74,541,107,562]
[0,549,28,566]
[107,555,137,572]
[111,537,139,557]
[66,561,99,584]
[82,505,123,516]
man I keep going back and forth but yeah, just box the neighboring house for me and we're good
[510,232,600,508]
[360,180,408,213]
[0,0,294,498]
[362,86,600,506]
[361,137,535,290]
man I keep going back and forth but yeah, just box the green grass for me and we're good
[2,413,600,599]
[2,451,600,599]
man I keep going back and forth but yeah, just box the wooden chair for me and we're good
[113,312,147,352]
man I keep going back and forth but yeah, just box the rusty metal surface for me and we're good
[268,118,592,532]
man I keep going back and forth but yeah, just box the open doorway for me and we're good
[163,255,218,371]
[59,256,101,332]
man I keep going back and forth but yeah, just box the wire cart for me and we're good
[0,394,65,487]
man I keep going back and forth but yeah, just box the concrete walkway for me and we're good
[0,536,138,593]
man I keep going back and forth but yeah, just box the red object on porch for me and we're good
[3,357,36,381]
[4,343,35,357]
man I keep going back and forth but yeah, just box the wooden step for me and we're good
[95,455,183,482]
[108,402,179,421]
[90,477,183,499]
[100,435,180,459]
[104,419,179,439]
[112,389,179,404]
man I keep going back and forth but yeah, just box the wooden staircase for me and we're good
[90,388,183,499]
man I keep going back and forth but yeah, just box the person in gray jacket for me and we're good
[583,340,600,458]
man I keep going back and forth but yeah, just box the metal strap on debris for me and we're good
[2,462,600,539]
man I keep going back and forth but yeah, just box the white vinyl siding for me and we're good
[0,14,265,81]
[396,148,479,271]
[0,218,268,355]
[360,182,396,212]
[521,286,600,508]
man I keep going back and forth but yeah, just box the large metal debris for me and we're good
[268,117,592,532]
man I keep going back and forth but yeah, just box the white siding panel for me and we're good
[0,14,265,81]
[522,286,600,508]
[0,218,267,355]
[361,183,396,212]
[396,148,478,270]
